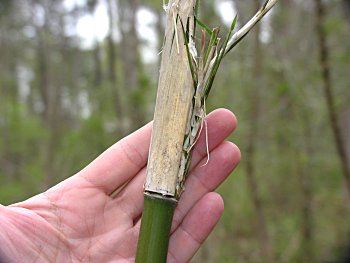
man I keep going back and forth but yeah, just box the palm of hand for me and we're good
[5,182,137,262]
[0,109,240,263]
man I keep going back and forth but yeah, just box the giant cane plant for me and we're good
[135,0,279,262]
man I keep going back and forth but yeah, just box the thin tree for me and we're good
[118,0,146,130]
[107,0,126,136]
[34,1,63,187]
[244,0,273,261]
[314,0,350,198]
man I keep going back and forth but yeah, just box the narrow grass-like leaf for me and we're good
[202,15,237,100]
[195,17,213,36]
[180,18,198,88]
[202,49,220,101]
[219,14,237,60]
[203,27,219,67]
[230,14,238,31]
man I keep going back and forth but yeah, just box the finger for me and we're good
[110,167,146,220]
[76,108,235,195]
[113,108,235,201]
[171,141,240,232]
[167,192,224,263]
[189,108,237,171]
[77,122,152,195]
[115,141,239,222]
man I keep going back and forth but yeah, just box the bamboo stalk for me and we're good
[136,1,197,262]
[136,1,279,262]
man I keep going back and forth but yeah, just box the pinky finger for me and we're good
[167,192,224,263]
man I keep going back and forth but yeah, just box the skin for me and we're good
[0,109,240,263]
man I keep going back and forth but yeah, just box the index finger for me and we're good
[78,122,152,194]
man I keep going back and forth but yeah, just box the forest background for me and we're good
[0,0,350,262]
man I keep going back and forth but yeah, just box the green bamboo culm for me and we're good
[135,195,176,263]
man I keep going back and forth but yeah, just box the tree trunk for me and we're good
[34,0,67,188]
[298,113,314,262]
[314,0,350,198]
[93,42,103,88]
[244,1,273,261]
[36,4,57,188]
[118,0,145,130]
[107,0,126,136]
[340,108,350,166]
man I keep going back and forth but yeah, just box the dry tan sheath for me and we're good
[144,0,196,197]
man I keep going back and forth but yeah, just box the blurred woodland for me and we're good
[0,0,350,262]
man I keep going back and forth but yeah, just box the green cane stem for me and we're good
[136,194,177,263]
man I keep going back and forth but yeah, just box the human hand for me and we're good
[0,109,240,263]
